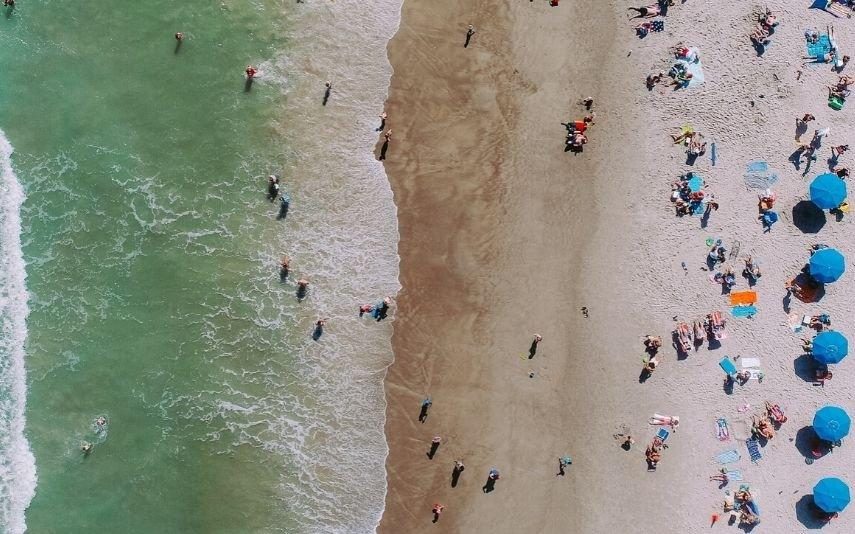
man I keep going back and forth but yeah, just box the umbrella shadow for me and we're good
[795,494,830,529]
[794,354,820,382]
[793,200,827,233]
[794,425,833,462]
[790,273,826,303]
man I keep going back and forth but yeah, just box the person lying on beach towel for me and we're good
[627,5,661,19]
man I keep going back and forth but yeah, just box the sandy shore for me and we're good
[380,0,855,532]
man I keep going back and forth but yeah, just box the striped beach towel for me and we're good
[716,418,730,441]
[746,438,762,463]
[716,449,741,464]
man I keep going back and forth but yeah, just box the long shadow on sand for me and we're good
[793,200,827,233]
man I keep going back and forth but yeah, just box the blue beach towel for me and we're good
[719,357,738,376]
[727,470,744,482]
[746,438,762,463]
[744,161,779,189]
[731,305,758,318]
[716,449,741,464]
[806,34,832,60]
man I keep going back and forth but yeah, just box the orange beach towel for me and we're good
[729,290,757,306]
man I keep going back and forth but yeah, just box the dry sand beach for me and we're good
[380,0,855,533]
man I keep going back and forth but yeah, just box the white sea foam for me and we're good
[0,130,37,534]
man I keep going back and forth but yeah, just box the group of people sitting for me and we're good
[749,9,778,48]
[670,172,715,216]
[563,99,595,151]
[728,486,761,526]
[645,435,666,469]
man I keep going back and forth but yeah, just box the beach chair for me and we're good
[719,357,738,378]
[675,322,692,352]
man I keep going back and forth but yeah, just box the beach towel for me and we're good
[729,291,757,306]
[746,439,762,463]
[741,357,763,380]
[787,313,805,332]
[715,449,741,464]
[719,357,738,376]
[673,59,705,88]
[726,470,744,482]
[716,418,730,441]
[731,305,757,318]
[806,34,832,60]
[744,161,779,189]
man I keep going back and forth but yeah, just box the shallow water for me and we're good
[0,0,400,531]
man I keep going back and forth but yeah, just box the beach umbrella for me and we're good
[812,331,849,364]
[814,477,851,513]
[810,173,847,209]
[809,248,846,283]
[813,406,851,442]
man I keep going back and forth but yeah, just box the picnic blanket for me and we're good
[746,438,763,463]
[716,449,741,464]
[673,59,705,88]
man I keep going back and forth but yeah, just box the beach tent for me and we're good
[813,406,851,442]
[809,248,846,283]
[812,331,848,364]
[814,477,851,513]
[810,173,847,210]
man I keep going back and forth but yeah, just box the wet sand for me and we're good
[378,0,643,531]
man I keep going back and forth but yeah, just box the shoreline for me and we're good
[377,1,642,531]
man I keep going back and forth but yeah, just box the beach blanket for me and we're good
[729,291,757,306]
[746,439,762,463]
[715,449,741,464]
[675,59,705,87]
[741,357,763,380]
[806,34,832,60]
[716,418,730,441]
[731,305,757,318]
[744,161,779,189]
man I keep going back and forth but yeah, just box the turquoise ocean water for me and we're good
[0,0,401,532]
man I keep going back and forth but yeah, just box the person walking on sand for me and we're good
[377,112,387,131]
[419,397,432,422]
[322,81,332,106]
[431,503,445,523]
[384,130,392,142]
[428,436,441,459]
[464,24,476,48]
[528,334,542,359]
[832,144,849,158]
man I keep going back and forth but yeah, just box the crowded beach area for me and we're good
[379,0,855,532]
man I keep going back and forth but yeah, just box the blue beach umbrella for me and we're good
[813,406,851,442]
[810,173,847,209]
[812,331,849,364]
[814,477,851,513]
[809,248,846,283]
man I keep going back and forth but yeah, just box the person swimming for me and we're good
[81,441,93,455]
[267,175,280,201]
[296,278,309,300]
[279,256,290,280]
[312,318,327,340]
[277,193,290,220]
